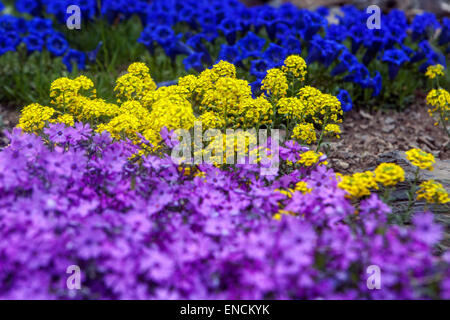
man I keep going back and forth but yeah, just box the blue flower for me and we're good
[411,13,441,41]
[218,44,241,64]
[0,1,4,12]
[63,49,86,73]
[0,15,27,35]
[23,34,44,52]
[316,6,330,17]
[262,43,287,68]
[331,50,358,76]
[0,32,20,56]
[151,25,177,48]
[46,33,69,57]
[439,18,450,46]
[183,52,204,72]
[16,0,41,16]
[250,59,271,80]
[236,32,266,60]
[370,72,382,97]
[382,49,410,79]
[279,36,301,55]
[86,41,102,63]
[27,18,53,37]
[343,64,371,88]
[337,89,352,112]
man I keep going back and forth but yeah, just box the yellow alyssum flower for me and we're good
[297,150,327,167]
[337,171,378,199]
[50,114,75,127]
[405,148,435,171]
[416,180,449,204]
[238,96,273,127]
[324,124,341,138]
[273,209,296,221]
[426,89,450,112]
[114,63,156,103]
[425,64,445,79]
[292,123,317,144]
[199,111,226,129]
[261,68,288,97]
[282,55,307,81]
[374,163,405,187]
[17,103,56,132]
[295,181,312,194]
[277,97,305,119]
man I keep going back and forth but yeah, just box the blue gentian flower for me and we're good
[262,43,287,68]
[382,49,410,79]
[86,41,102,63]
[46,33,69,57]
[370,72,382,97]
[411,13,441,41]
[218,44,241,64]
[63,49,86,73]
[280,36,301,55]
[331,50,359,76]
[316,6,330,17]
[236,32,266,60]
[27,18,53,37]
[0,1,4,12]
[337,89,352,112]
[218,19,239,45]
[439,18,450,46]
[183,52,204,72]
[250,59,271,80]
[23,34,44,52]
[16,0,41,16]
[0,32,20,56]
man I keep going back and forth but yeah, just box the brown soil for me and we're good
[328,99,450,174]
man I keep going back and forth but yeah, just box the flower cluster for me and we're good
[0,127,448,299]
[425,65,449,136]
[405,148,435,171]
[416,180,450,204]
[0,14,85,71]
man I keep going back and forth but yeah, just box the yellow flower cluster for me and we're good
[114,62,156,103]
[295,181,312,194]
[292,123,317,144]
[337,171,378,199]
[405,148,435,171]
[297,150,327,167]
[426,89,450,128]
[277,97,305,119]
[425,64,445,79]
[416,180,449,204]
[17,103,55,132]
[261,68,288,97]
[324,124,341,138]
[374,163,405,187]
[281,55,307,81]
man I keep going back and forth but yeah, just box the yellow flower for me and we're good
[405,148,435,171]
[292,123,317,144]
[374,163,405,187]
[295,181,312,194]
[297,150,327,167]
[277,97,305,119]
[324,124,341,139]
[337,171,378,199]
[416,180,449,204]
[17,103,56,132]
[425,64,445,79]
[282,55,307,81]
[50,114,75,127]
[261,68,288,97]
